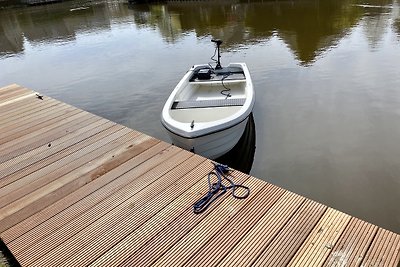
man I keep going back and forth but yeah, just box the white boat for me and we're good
[161,40,255,159]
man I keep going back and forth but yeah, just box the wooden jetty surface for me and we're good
[0,84,399,266]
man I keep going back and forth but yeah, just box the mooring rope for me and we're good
[193,162,250,214]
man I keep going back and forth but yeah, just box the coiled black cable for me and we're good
[193,162,250,214]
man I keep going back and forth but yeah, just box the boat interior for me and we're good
[170,65,248,123]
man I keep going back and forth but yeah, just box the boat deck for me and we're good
[0,84,399,266]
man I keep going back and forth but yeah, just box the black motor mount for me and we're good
[211,39,223,69]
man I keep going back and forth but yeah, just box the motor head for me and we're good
[211,39,223,46]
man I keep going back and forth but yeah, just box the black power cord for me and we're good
[221,73,232,98]
[193,162,250,214]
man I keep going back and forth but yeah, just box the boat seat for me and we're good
[172,98,246,109]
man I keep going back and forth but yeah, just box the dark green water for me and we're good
[1,0,399,233]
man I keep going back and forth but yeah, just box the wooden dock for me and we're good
[0,84,399,267]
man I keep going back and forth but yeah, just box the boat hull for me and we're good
[161,62,255,159]
[166,116,249,159]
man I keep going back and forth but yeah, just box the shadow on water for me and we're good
[215,113,256,174]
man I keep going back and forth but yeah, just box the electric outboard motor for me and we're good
[211,39,223,69]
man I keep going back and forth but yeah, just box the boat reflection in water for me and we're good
[215,113,256,174]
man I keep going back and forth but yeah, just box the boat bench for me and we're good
[171,98,246,109]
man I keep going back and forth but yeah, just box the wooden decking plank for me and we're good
[0,92,39,108]
[0,118,115,189]
[323,217,366,267]
[0,85,25,96]
[290,209,342,267]
[0,101,71,138]
[185,183,285,267]
[0,84,22,94]
[87,155,208,267]
[0,93,40,114]
[362,229,400,267]
[1,138,163,244]
[0,91,36,108]
[215,191,305,267]
[349,222,379,266]
[0,85,398,267]
[0,84,21,90]
[38,151,201,267]
[152,177,266,267]
[115,170,252,266]
[308,213,351,267]
[287,208,351,267]
[26,149,197,267]
[0,111,93,163]
[0,87,31,102]
[0,98,60,127]
[0,129,131,224]
[363,228,390,266]
[253,200,326,267]
[302,212,349,267]
[91,166,247,266]
[0,118,111,178]
[0,94,53,119]
[0,102,75,142]
[246,200,326,267]
[0,119,111,193]
[0,106,81,147]
[0,113,101,166]
[383,232,400,266]
[14,146,185,265]
[0,127,133,232]
[321,217,377,267]
[0,125,130,208]
[0,107,88,153]
[387,235,400,266]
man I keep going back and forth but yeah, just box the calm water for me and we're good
[1,0,400,233]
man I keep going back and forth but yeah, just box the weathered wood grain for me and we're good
[0,85,398,267]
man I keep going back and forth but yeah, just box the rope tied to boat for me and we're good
[193,162,250,214]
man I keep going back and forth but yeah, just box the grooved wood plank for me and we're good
[0,127,133,231]
[0,122,121,193]
[0,118,111,178]
[217,191,305,267]
[0,93,41,113]
[0,92,39,108]
[0,84,22,94]
[0,103,77,143]
[152,177,266,267]
[321,218,378,267]
[27,148,195,267]
[0,85,24,96]
[287,208,352,267]
[362,229,400,267]
[0,98,59,126]
[59,152,205,267]
[0,87,31,102]
[186,183,285,267]
[0,98,57,122]
[0,116,105,188]
[1,138,163,244]
[246,200,327,267]
[15,146,185,266]
[0,91,35,107]
[0,85,398,267]
[0,111,93,163]
[117,170,252,267]
[0,126,136,209]
[88,155,207,267]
